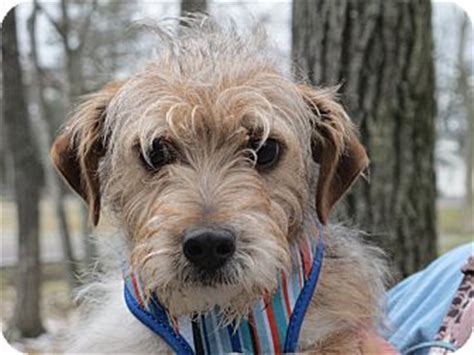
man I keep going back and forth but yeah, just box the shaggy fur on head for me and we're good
[51,17,389,354]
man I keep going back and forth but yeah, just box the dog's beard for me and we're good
[134,226,290,317]
[179,262,239,287]
[140,253,285,319]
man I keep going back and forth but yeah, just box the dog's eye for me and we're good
[141,138,173,171]
[251,138,281,169]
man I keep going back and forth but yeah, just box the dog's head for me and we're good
[51,20,368,317]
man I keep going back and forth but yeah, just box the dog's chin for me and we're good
[182,265,239,288]
[157,283,252,319]
[155,267,277,318]
[143,253,286,318]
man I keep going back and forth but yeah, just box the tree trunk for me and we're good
[58,0,98,269]
[181,0,207,16]
[28,1,79,290]
[2,8,45,338]
[456,15,474,232]
[464,99,473,232]
[292,0,438,276]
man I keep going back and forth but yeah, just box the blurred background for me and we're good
[1,0,472,352]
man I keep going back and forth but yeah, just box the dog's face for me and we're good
[50,23,368,317]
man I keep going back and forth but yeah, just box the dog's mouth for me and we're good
[181,263,239,287]
[152,247,288,317]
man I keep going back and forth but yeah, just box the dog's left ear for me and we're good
[50,81,124,226]
[298,85,369,224]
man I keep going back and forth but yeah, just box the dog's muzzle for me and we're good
[123,218,325,354]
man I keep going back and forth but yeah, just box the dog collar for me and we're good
[123,221,324,354]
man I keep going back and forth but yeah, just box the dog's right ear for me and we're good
[50,81,124,226]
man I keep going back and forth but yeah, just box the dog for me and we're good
[50,18,389,354]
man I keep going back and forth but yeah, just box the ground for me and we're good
[0,196,472,353]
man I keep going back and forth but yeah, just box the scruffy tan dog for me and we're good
[51,18,388,354]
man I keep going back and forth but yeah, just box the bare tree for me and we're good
[456,15,473,231]
[292,0,438,276]
[28,0,79,289]
[39,0,99,268]
[39,0,97,101]
[36,1,152,274]
[181,0,208,16]
[434,9,473,231]
[0,56,9,195]
[3,8,45,338]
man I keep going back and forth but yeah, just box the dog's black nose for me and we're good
[183,227,235,270]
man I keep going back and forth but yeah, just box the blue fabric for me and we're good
[124,286,194,355]
[382,243,473,355]
[284,225,324,352]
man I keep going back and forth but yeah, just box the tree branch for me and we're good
[36,2,66,41]
[77,0,98,52]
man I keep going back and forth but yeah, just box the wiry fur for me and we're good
[52,17,390,354]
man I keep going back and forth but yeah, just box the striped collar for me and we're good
[124,221,324,354]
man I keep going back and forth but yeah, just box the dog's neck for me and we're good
[122,221,324,354]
